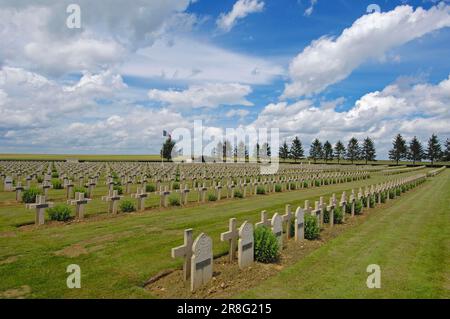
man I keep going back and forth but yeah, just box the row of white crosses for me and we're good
[170,173,427,291]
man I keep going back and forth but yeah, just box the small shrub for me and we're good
[289,219,295,238]
[256,186,266,195]
[381,192,387,203]
[47,204,71,221]
[172,182,180,190]
[22,187,41,203]
[362,197,368,207]
[74,186,88,197]
[145,184,156,192]
[401,185,406,193]
[389,189,395,198]
[120,200,135,213]
[169,196,181,206]
[254,226,279,263]
[51,172,59,178]
[314,180,320,187]
[51,179,63,190]
[246,177,251,183]
[289,183,296,190]
[208,194,217,202]
[323,206,344,224]
[113,185,123,195]
[347,177,352,182]
[396,188,401,196]
[274,184,282,192]
[303,181,309,188]
[334,206,343,224]
[304,214,320,240]
[37,176,43,183]
[234,190,243,198]
[369,196,375,208]
[354,200,363,215]
[324,179,329,185]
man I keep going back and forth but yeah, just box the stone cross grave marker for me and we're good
[220,218,239,262]
[102,190,123,214]
[282,204,292,240]
[255,210,271,228]
[238,221,254,269]
[4,176,13,191]
[340,191,347,222]
[26,195,53,225]
[181,184,190,206]
[66,180,74,199]
[160,186,171,208]
[131,187,148,212]
[68,192,91,219]
[327,194,336,227]
[171,228,194,281]
[190,233,213,292]
[42,180,51,197]
[86,179,96,198]
[294,207,304,241]
[13,182,24,202]
[271,213,283,249]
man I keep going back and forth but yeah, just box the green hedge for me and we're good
[47,204,71,221]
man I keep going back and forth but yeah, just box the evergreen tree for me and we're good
[388,134,407,165]
[407,136,424,165]
[290,136,304,162]
[334,140,346,164]
[323,141,333,163]
[161,137,176,161]
[309,139,323,164]
[361,137,376,164]
[279,140,290,161]
[346,137,360,164]
[442,138,450,162]
[426,134,442,165]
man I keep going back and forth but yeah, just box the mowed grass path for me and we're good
[241,170,450,299]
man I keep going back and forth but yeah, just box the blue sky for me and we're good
[0,0,449,158]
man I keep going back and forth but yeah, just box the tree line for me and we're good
[388,134,449,165]
[161,134,450,164]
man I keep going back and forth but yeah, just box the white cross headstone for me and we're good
[191,233,213,291]
[171,228,194,281]
[238,221,254,269]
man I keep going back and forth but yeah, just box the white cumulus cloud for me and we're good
[148,83,253,109]
[283,4,450,98]
[217,0,265,32]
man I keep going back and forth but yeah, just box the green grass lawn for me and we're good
[241,170,450,299]
[0,168,446,298]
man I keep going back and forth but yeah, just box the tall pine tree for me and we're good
[443,138,450,162]
[407,136,424,165]
[426,134,441,165]
[309,139,323,164]
[323,141,333,163]
[290,136,304,162]
[388,134,407,165]
[279,140,290,161]
[346,137,360,164]
[161,137,176,161]
[361,137,376,164]
[334,140,346,164]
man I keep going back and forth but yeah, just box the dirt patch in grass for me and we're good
[0,255,19,265]
[146,210,374,298]
[53,231,134,258]
[0,231,17,238]
[0,285,31,299]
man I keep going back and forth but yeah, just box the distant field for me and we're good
[0,154,162,161]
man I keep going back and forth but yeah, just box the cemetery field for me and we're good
[0,154,162,161]
[242,169,450,299]
[0,166,445,299]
